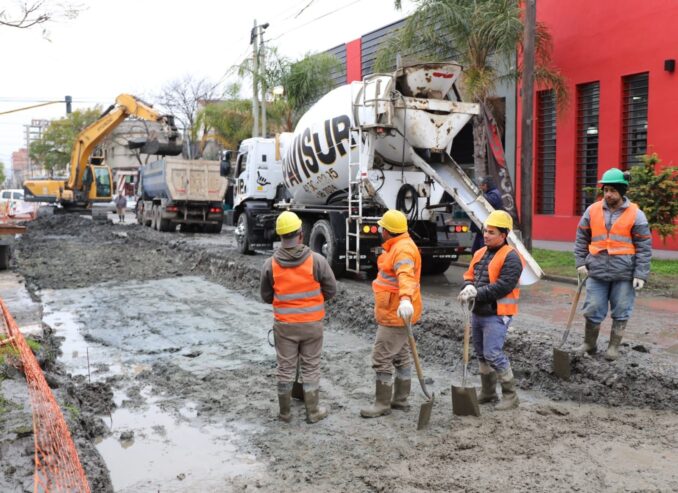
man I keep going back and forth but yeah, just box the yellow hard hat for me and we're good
[378,209,408,234]
[276,211,302,236]
[484,210,513,230]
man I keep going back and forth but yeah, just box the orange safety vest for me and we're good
[463,244,522,316]
[272,256,325,323]
[588,201,638,255]
[372,233,422,326]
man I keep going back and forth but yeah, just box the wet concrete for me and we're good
[5,214,678,492]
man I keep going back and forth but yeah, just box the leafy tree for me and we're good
[29,107,101,176]
[378,0,567,179]
[0,161,6,186]
[626,153,678,241]
[196,96,253,152]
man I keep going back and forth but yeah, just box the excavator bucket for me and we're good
[128,138,183,157]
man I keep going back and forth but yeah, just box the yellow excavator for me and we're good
[23,94,182,211]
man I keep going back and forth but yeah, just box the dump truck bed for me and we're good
[140,158,227,202]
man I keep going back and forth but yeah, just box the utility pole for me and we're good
[259,23,268,138]
[520,0,536,251]
[65,95,72,114]
[250,19,260,138]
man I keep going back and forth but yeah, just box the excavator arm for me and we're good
[66,94,180,192]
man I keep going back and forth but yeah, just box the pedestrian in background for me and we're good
[471,176,504,254]
[260,211,337,423]
[459,210,523,410]
[114,191,127,223]
[361,210,421,418]
[575,168,652,360]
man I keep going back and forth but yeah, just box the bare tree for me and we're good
[156,76,220,137]
[0,1,81,37]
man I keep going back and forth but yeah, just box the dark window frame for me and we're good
[621,72,649,169]
[576,82,600,215]
[536,89,557,215]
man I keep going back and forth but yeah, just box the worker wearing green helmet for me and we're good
[574,167,652,361]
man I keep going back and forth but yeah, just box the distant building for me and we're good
[11,148,28,187]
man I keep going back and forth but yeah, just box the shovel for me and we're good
[452,299,481,417]
[404,317,434,430]
[553,273,587,381]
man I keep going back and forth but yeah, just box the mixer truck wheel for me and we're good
[309,220,345,276]
[235,213,254,254]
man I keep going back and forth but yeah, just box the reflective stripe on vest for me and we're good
[272,255,325,323]
[464,245,522,316]
[589,201,638,255]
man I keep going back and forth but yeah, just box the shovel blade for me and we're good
[291,381,304,401]
[553,347,571,381]
[416,393,435,430]
[451,385,481,417]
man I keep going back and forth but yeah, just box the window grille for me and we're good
[576,82,600,214]
[621,73,649,169]
[537,89,556,215]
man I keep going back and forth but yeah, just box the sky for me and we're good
[0,0,415,175]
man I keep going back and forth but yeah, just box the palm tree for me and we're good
[377,0,567,180]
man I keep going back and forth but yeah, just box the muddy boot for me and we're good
[495,368,519,411]
[576,319,600,356]
[391,378,411,411]
[277,382,292,423]
[605,319,627,361]
[303,383,328,424]
[477,363,498,404]
[360,373,393,418]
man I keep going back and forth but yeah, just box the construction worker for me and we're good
[260,211,337,423]
[459,210,523,410]
[361,210,422,418]
[114,191,127,223]
[575,168,652,360]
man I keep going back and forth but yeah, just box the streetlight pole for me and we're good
[520,0,536,251]
[259,23,269,138]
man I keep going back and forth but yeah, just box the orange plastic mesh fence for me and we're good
[0,298,91,493]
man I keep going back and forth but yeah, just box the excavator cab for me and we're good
[81,164,112,202]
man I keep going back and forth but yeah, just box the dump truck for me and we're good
[232,63,542,284]
[136,158,228,233]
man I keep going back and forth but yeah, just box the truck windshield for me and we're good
[94,167,111,198]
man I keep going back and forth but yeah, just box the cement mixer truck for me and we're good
[232,63,542,284]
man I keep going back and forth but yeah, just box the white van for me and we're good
[0,189,27,216]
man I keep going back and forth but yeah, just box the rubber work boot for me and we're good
[303,384,328,424]
[495,368,519,411]
[605,319,627,361]
[390,378,411,411]
[576,319,600,356]
[478,372,499,404]
[277,383,292,423]
[360,376,393,418]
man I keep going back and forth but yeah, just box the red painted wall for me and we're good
[346,39,362,83]
[519,0,678,250]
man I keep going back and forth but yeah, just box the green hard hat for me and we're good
[599,168,629,186]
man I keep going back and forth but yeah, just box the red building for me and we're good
[525,0,678,250]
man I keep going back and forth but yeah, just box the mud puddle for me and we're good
[40,276,273,490]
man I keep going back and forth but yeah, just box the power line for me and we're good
[0,101,64,116]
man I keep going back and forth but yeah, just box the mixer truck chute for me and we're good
[232,63,543,285]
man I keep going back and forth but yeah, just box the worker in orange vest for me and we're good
[574,168,652,360]
[260,211,337,423]
[459,210,523,410]
[361,210,422,418]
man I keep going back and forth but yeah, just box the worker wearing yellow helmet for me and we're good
[361,209,422,418]
[459,210,524,410]
[259,211,337,424]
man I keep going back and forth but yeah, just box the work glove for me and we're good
[457,285,477,303]
[397,298,414,322]
[633,278,645,291]
[577,265,588,278]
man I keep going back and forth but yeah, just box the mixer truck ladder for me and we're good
[345,74,395,273]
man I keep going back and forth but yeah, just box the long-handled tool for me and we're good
[553,273,587,380]
[404,318,434,430]
[452,299,480,417]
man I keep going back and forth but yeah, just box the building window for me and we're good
[537,89,556,215]
[576,82,600,214]
[621,72,649,169]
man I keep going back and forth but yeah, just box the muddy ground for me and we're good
[2,213,677,492]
